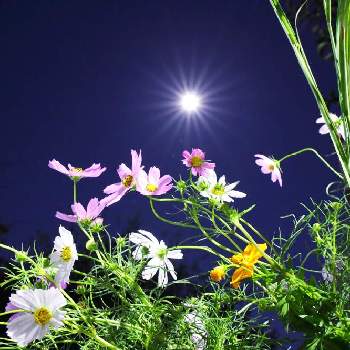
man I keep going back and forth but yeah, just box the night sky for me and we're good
[0,0,338,279]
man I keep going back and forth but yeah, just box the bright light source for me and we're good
[179,91,201,113]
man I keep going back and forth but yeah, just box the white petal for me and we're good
[228,190,246,198]
[165,258,177,281]
[58,226,74,245]
[167,250,183,260]
[224,181,239,191]
[158,266,168,287]
[7,313,39,346]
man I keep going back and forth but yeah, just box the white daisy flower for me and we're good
[184,311,207,350]
[129,229,183,287]
[50,226,78,287]
[6,288,66,346]
[198,170,246,203]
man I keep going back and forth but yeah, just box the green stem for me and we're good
[73,180,78,203]
[278,147,343,179]
[172,245,229,261]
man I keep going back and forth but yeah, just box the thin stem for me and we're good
[73,180,77,203]
[278,147,343,179]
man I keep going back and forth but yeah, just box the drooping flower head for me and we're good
[136,167,173,196]
[198,170,246,203]
[129,230,183,287]
[182,148,215,177]
[50,226,78,287]
[56,197,105,228]
[230,243,267,288]
[254,154,282,187]
[48,159,106,181]
[102,150,143,206]
[6,288,66,346]
[316,113,345,139]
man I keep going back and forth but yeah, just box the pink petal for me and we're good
[148,167,160,184]
[48,160,69,175]
[182,150,191,159]
[319,124,330,135]
[117,163,131,180]
[136,169,148,193]
[155,183,173,195]
[131,149,142,175]
[158,175,172,188]
[55,211,78,223]
[71,203,87,219]
[86,198,103,218]
[82,163,106,177]
[100,187,128,207]
[261,166,272,175]
[191,148,205,159]
[104,182,123,194]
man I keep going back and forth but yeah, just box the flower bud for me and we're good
[209,266,225,282]
[15,250,28,262]
[86,238,98,252]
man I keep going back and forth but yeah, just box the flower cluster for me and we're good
[5,226,77,345]
[209,243,267,289]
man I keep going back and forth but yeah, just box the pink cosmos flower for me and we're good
[182,148,215,176]
[255,154,282,187]
[56,198,105,225]
[102,150,143,206]
[136,167,172,196]
[316,113,345,139]
[48,159,106,180]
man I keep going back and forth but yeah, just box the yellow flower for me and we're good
[230,243,267,288]
[209,265,225,282]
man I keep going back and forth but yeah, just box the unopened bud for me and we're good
[86,238,98,251]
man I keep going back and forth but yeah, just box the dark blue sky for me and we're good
[0,0,338,270]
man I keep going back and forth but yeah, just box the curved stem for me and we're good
[173,245,229,261]
[279,147,343,179]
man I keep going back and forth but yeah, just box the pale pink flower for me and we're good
[316,113,345,139]
[182,148,215,176]
[56,197,105,225]
[102,150,142,206]
[48,160,106,180]
[136,167,172,196]
[255,154,282,187]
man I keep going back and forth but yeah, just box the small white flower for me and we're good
[6,288,66,346]
[184,311,207,350]
[129,230,183,287]
[316,113,345,139]
[50,226,78,286]
[198,170,246,203]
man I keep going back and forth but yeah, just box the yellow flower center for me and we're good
[211,184,225,196]
[34,307,52,326]
[146,183,158,192]
[60,246,72,262]
[122,175,133,187]
[72,167,83,172]
[268,164,275,171]
[191,156,203,168]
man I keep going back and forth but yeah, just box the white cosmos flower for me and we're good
[129,229,183,287]
[50,226,78,286]
[184,311,207,350]
[6,288,66,346]
[198,170,246,203]
[316,113,345,139]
